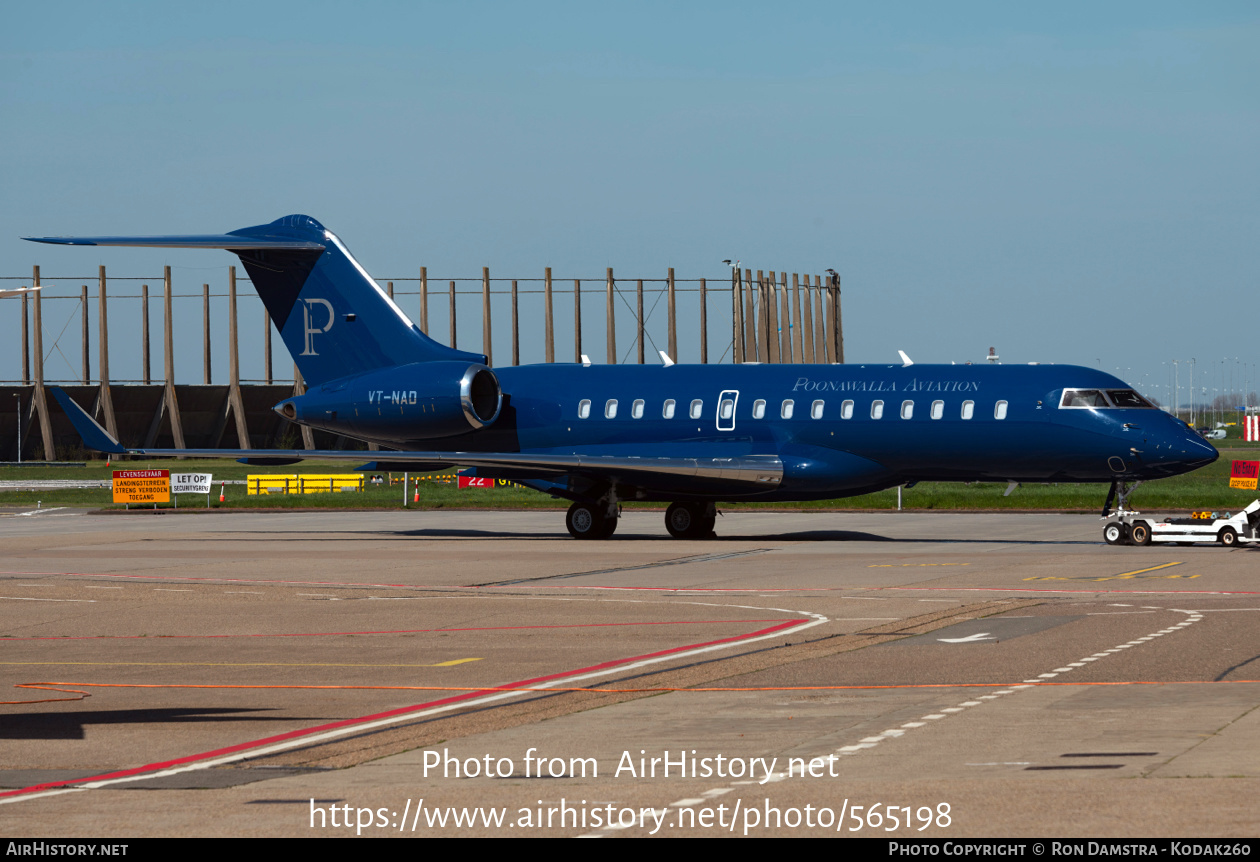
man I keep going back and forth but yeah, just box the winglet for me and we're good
[49,388,125,454]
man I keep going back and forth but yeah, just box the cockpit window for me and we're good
[1106,389,1155,408]
[1060,389,1109,408]
[1060,389,1155,409]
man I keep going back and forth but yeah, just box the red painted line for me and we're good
[0,617,809,801]
[1,619,788,642]
[6,570,1258,597]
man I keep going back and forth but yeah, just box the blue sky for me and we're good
[2,2,1256,406]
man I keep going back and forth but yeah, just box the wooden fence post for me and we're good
[482,267,492,365]
[511,280,519,366]
[544,267,554,363]
[667,267,677,362]
[80,286,90,383]
[791,273,804,363]
[815,275,829,363]
[141,283,151,385]
[202,284,212,384]
[98,266,117,437]
[449,281,457,348]
[419,266,428,332]
[801,277,815,364]
[605,267,616,364]
[227,266,250,448]
[743,269,757,361]
[699,278,708,364]
[263,308,272,384]
[163,266,185,448]
[31,266,55,460]
[573,279,582,363]
[636,279,645,364]
[779,272,791,363]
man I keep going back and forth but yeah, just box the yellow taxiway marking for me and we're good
[1024,562,1193,582]
[0,658,484,668]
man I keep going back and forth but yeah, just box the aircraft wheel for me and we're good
[1130,521,1152,546]
[1220,527,1238,547]
[1103,522,1125,545]
[567,502,609,540]
[597,512,619,539]
[665,502,704,539]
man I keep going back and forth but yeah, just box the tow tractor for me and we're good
[1102,499,1260,546]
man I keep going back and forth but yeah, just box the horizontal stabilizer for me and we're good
[23,235,324,250]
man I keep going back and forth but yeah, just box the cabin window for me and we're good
[578,399,591,419]
[994,400,1008,420]
[931,400,944,420]
[781,399,795,419]
[752,399,766,419]
[961,400,975,420]
[720,398,735,420]
[663,399,676,418]
[605,399,618,419]
[690,399,703,419]
[841,400,854,419]
[631,399,644,419]
[901,400,914,420]
[811,400,825,419]
[871,400,884,420]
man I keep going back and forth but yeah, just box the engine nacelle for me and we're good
[274,361,502,440]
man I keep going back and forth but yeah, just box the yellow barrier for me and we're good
[247,474,366,495]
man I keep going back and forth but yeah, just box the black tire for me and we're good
[566,503,606,540]
[1103,523,1124,545]
[666,502,702,539]
[1220,527,1238,547]
[1130,522,1152,546]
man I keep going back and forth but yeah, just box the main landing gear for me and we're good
[565,500,719,539]
[665,502,717,539]
[566,501,619,540]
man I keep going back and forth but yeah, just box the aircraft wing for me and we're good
[50,388,783,492]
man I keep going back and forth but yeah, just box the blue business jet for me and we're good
[27,215,1218,539]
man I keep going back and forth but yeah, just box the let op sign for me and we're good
[113,470,170,504]
[171,473,213,494]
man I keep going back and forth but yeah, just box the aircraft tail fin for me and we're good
[50,388,125,455]
[25,215,486,386]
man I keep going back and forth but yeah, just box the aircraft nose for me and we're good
[1180,431,1220,466]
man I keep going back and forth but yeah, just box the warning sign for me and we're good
[1229,460,1259,491]
[113,470,171,504]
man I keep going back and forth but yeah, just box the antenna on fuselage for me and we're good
[659,350,675,367]
[898,350,914,367]
[987,347,1000,364]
